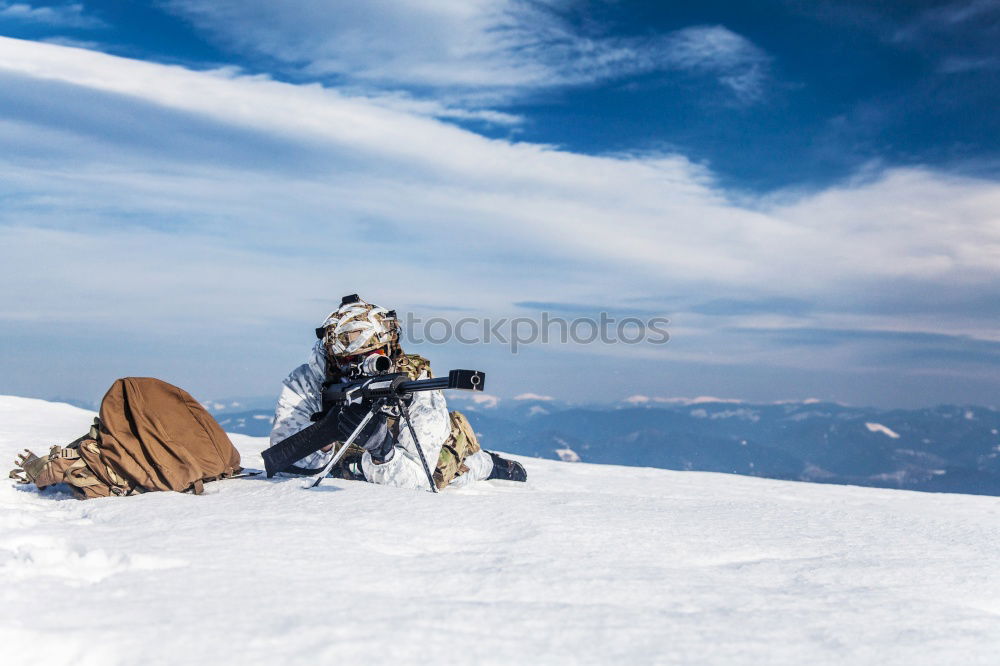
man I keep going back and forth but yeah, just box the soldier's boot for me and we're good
[485,450,527,482]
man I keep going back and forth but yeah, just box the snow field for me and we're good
[2,396,999,665]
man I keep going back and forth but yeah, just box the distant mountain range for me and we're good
[171,393,1000,497]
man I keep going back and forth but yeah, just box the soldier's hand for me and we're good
[336,401,382,439]
[336,403,394,463]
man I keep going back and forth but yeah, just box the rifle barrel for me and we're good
[323,369,485,406]
[398,376,450,393]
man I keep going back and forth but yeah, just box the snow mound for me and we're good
[2,395,999,665]
[554,448,580,463]
[866,422,902,438]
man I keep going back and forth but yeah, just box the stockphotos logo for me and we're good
[401,312,670,353]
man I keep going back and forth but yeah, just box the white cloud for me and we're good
[655,25,769,102]
[451,393,501,409]
[514,393,555,401]
[0,37,997,379]
[623,395,744,406]
[38,36,101,50]
[471,394,501,408]
[0,2,105,28]
[162,1,769,104]
[335,89,524,126]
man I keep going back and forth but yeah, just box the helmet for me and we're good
[317,294,400,361]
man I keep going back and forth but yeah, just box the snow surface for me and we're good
[865,422,902,439]
[3,396,1000,665]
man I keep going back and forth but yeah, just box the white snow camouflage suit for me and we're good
[269,341,493,489]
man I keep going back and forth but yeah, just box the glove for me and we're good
[336,402,395,464]
[10,449,48,485]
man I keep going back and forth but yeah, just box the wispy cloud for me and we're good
[938,56,1000,74]
[689,298,813,317]
[894,0,998,37]
[892,0,1000,73]
[336,89,524,127]
[513,393,554,401]
[38,35,101,50]
[654,25,770,103]
[1,37,997,305]
[0,37,998,401]
[730,327,1000,370]
[0,2,105,29]
[160,1,770,106]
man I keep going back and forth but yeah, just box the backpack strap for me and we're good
[62,458,105,489]
[50,445,82,460]
[183,466,244,495]
[75,435,136,497]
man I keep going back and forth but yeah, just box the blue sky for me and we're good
[0,1,998,408]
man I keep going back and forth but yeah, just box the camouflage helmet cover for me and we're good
[319,295,399,359]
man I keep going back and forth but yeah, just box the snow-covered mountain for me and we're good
[472,400,1000,496]
[200,395,281,415]
[215,395,1000,496]
[2,395,999,665]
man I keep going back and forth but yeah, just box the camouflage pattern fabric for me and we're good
[432,410,482,490]
[393,352,431,381]
[319,298,400,358]
[327,440,366,480]
[392,354,481,488]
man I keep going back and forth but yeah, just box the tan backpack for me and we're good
[10,377,241,499]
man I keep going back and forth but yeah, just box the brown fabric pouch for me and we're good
[29,445,114,500]
[88,377,241,493]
